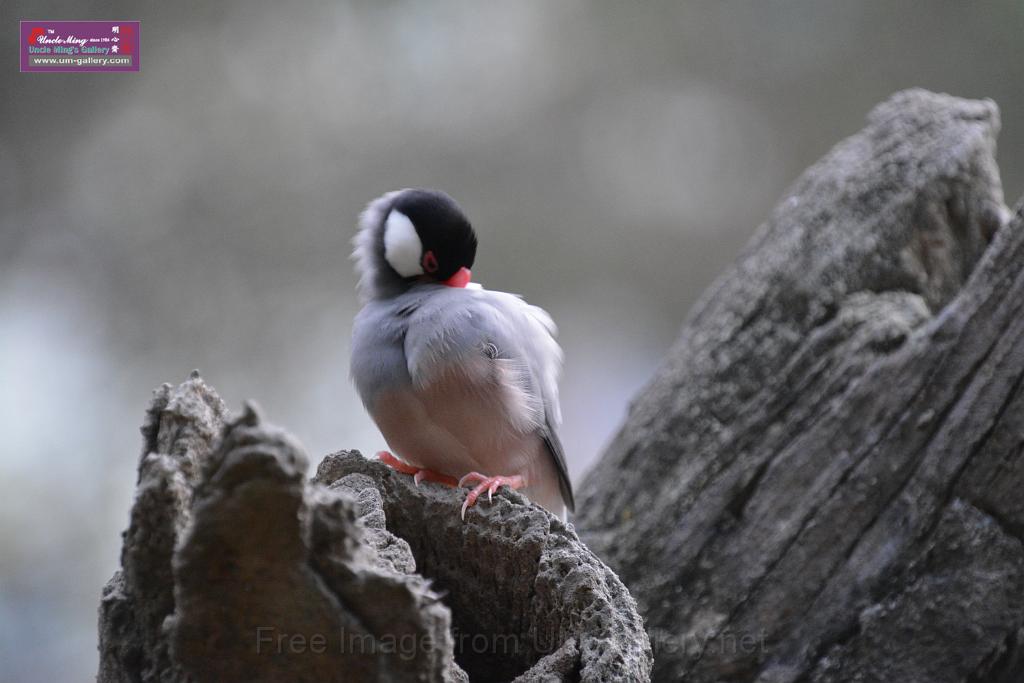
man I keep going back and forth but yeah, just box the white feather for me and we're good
[352,190,402,302]
[383,210,424,278]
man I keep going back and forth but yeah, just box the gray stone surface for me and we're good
[315,452,653,682]
[98,373,650,681]
[577,89,1024,681]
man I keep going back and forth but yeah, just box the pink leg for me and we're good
[376,451,459,488]
[458,471,527,519]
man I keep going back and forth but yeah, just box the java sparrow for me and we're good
[350,188,575,520]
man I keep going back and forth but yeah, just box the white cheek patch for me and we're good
[383,210,424,277]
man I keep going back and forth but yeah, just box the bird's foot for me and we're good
[458,471,526,519]
[376,451,459,487]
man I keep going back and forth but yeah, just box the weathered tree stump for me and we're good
[577,89,1023,682]
[97,373,651,682]
[99,88,1024,682]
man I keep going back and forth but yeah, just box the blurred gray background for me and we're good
[2,1,1022,680]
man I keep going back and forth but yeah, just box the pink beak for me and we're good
[442,267,472,288]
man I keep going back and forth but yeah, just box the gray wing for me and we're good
[539,421,575,512]
[350,297,414,410]
[500,295,576,513]
[405,286,575,512]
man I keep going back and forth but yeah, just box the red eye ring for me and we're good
[422,250,439,273]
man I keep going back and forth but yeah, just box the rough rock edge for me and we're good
[314,452,653,682]
[99,376,467,682]
[98,375,650,682]
[577,89,1024,682]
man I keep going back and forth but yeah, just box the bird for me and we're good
[349,188,575,520]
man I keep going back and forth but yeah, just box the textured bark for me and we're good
[576,89,1024,682]
[97,373,651,682]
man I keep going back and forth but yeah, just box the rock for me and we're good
[98,375,650,682]
[314,452,652,682]
[576,89,1024,681]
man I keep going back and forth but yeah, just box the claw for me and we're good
[377,455,526,519]
[458,473,526,519]
[458,471,488,488]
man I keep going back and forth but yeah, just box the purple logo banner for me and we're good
[20,20,140,72]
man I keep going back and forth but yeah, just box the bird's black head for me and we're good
[382,189,477,287]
